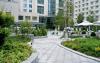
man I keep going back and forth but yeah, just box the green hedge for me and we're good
[32,28,47,36]
[63,38,100,57]
[0,36,32,63]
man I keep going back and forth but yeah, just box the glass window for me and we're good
[24,4,27,8]
[37,6,44,14]
[32,17,37,20]
[29,4,32,8]
[29,9,32,12]
[37,0,44,4]
[25,16,30,20]
[29,0,32,3]
[18,16,23,20]
[23,9,27,12]
[59,0,64,7]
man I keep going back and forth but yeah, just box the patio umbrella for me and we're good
[77,21,93,26]
[94,21,100,26]
[76,20,93,36]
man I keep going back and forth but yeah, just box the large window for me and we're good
[18,16,23,20]
[37,0,44,4]
[59,0,64,7]
[25,16,30,20]
[37,6,44,14]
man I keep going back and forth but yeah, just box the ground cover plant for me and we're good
[63,38,100,57]
[0,36,32,63]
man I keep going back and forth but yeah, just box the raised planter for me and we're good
[22,42,39,63]
[22,52,38,63]
[59,41,100,62]
[34,36,47,39]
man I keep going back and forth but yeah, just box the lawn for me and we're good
[0,36,33,63]
[62,38,100,57]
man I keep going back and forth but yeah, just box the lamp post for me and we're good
[63,0,68,39]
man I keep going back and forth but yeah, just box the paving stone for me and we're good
[32,33,100,63]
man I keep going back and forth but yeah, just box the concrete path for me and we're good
[32,32,100,63]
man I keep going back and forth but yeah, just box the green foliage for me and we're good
[32,27,47,36]
[55,10,65,30]
[87,15,94,23]
[0,36,32,63]
[77,13,84,23]
[55,1,74,30]
[0,11,14,27]
[0,11,14,46]
[20,21,33,36]
[63,38,100,57]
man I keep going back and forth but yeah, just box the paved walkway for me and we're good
[32,32,100,63]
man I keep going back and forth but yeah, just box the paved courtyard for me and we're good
[32,32,100,63]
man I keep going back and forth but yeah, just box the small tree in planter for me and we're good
[20,21,32,37]
[0,11,14,46]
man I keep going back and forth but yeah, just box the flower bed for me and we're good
[62,38,100,57]
[0,36,33,63]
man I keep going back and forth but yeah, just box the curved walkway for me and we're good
[32,32,100,63]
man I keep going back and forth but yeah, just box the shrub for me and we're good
[0,36,32,63]
[32,27,47,36]
[63,38,100,57]
[0,11,14,46]
[91,32,96,37]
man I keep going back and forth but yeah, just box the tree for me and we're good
[55,0,74,30]
[0,11,14,46]
[65,0,74,26]
[20,21,32,36]
[55,10,65,30]
[77,13,84,23]
[87,15,94,23]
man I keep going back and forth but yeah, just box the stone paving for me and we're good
[32,32,100,63]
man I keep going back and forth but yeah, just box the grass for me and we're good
[0,36,33,63]
[62,37,100,57]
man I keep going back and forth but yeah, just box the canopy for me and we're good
[94,21,100,26]
[77,21,93,26]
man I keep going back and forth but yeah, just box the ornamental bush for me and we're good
[0,11,14,46]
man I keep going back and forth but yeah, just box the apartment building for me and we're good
[0,0,64,26]
[74,0,100,22]
[0,0,19,22]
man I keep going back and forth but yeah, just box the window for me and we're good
[6,12,11,15]
[38,0,44,4]
[29,9,32,12]
[86,7,88,10]
[59,0,64,7]
[8,0,11,2]
[86,3,88,6]
[86,12,88,14]
[95,10,99,13]
[18,16,23,20]
[82,4,84,7]
[23,9,27,12]
[79,5,81,8]
[82,8,84,11]
[37,6,44,14]
[23,0,27,3]
[25,16,30,20]
[24,4,27,8]
[79,1,80,4]
[82,0,84,2]
[91,6,94,9]
[91,2,93,5]
[29,0,32,3]
[96,5,99,8]
[32,17,37,20]
[29,4,32,8]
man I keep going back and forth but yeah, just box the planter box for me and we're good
[22,52,38,63]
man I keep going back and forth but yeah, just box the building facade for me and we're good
[0,0,64,26]
[74,0,100,22]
